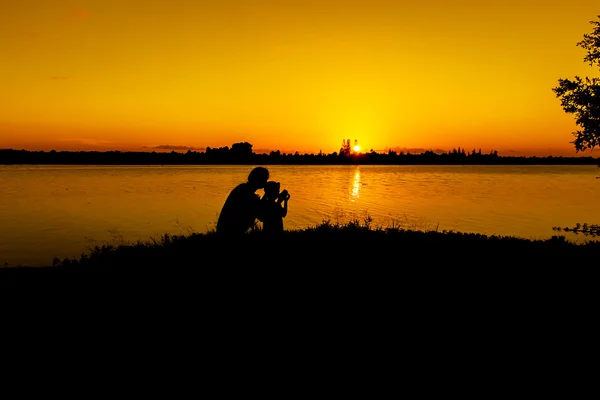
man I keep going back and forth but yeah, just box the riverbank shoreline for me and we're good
[2,223,599,273]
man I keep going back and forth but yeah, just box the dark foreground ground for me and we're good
[3,225,598,332]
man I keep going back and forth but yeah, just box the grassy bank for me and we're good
[2,222,598,305]
[3,220,600,275]
[4,222,595,324]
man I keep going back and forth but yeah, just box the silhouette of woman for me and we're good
[216,166,270,237]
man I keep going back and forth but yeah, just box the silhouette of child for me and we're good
[260,181,289,236]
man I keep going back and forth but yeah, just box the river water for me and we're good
[1,164,599,266]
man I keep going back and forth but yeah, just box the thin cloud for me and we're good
[144,145,203,151]
[253,148,276,154]
[58,138,115,147]
[71,8,92,20]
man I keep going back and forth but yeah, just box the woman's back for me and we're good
[216,183,261,235]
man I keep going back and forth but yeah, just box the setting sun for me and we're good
[353,145,361,153]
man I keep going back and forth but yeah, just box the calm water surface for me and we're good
[1,164,599,266]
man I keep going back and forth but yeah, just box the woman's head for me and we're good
[247,167,270,189]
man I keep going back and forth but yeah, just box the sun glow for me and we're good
[1,1,598,157]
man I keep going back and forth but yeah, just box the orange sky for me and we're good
[1,0,599,156]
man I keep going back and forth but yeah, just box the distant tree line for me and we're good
[1,142,599,165]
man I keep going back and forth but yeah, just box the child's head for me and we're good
[264,181,281,197]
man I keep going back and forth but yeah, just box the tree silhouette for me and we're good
[340,139,351,156]
[553,15,600,152]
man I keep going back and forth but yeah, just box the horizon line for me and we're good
[2,147,599,158]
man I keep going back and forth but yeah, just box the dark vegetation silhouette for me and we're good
[553,14,600,153]
[553,222,600,238]
[553,14,600,233]
[1,220,599,281]
[1,143,598,165]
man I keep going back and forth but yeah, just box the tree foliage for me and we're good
[553,15,600,152]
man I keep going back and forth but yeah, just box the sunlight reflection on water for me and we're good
[351,167,361,200]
